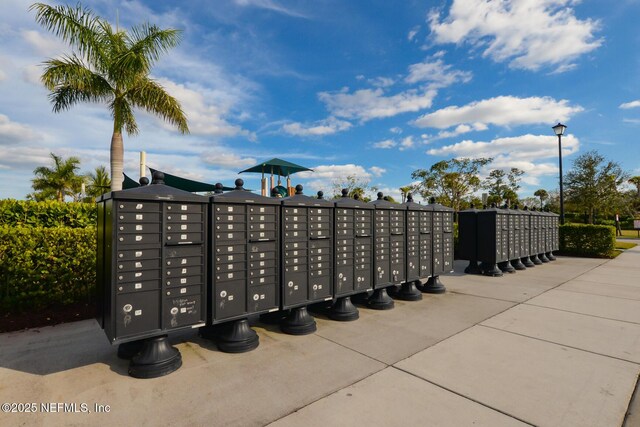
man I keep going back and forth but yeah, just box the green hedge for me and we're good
[559,223,615,258]
[0,199,96,228]
[0,225,96,311]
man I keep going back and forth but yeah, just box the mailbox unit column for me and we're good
[202,179,280,353]
[395,193,429,301]
[457,205,482,274]
[330,190,373,321]
[510,207,527,270]
[279,185,334,335]
[96,172,208,378]
[419,199,453,293]
[520,207,535,267]
[530,209,543,264]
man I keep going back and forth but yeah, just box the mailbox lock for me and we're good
[123,304,133,313]
[220,290,227,298]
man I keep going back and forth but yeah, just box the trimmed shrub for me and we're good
[0,225,96,311]
[0,199,96,228]
[559,223,615,258]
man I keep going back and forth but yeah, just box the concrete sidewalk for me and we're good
[1,248,639,426]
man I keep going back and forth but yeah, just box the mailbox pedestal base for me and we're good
[531,254,543,265]
[418,276,446,294]
[259,311,286,325]
[394,281,423,301]
[481,262,503,277]
[511,259,527,270]
[281,306,317,335]
[464,260,482,275]
[202,319,259,353]
[546,251,556,261]
[329,297,359,321]
[498,261,516,273]
[539,253,550,263]
[367,288,395,310]
[522,256,535,268]
[117,340,145,359]
[128,335,182,379]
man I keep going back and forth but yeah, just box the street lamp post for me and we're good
[552,123,567,225]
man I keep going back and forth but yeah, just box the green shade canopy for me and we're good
[123,170,234,192]
[239,158,312,177]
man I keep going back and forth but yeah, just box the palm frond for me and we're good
[127,78,189,134]
[110,97,139,135]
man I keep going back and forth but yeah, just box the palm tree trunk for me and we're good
[110,131,124,191]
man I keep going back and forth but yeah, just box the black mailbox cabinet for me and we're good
[457,206,482,274]
[209,181,281,323]
[278,186,334,334]
[475,207,510,276]
[97,175,208,378]
[417,200,453,293]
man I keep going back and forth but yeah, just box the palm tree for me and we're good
[85,165,111,199]
[629,176,640,196]
[31,152,83,202]
[533,189,549,209]
[399,185,413,203]
[31,3,189,191]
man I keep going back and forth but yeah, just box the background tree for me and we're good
[32,2,189,191]
[628,176,640,215]
[399,185,413,203]
[483,167,524,207]
[84,165,111,200]
[564,150,629,224]
[29,152,83,202]
[533,189,549,209]
[331,175,377,202]
[411,157,492,212]
[629,176,640,197]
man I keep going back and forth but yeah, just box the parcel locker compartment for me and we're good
[214,222,245,232]
[164,293,203,329]
[117,212,161,223]
[214,231,246,242]
[374,262,390,286]
[116,280,161,294]
[166,275,203,287]
[407,256,420,278]
[164,284,202,298]
[215,261,246,273]
[166,213,203,224]
[283,271,308,307]
[117,258,162,272]
[248,213,276,223]
[166,245,204,259]
[116,201,161,213]
[166,255,204,268]
[354,270,372,291]
[249,275,277,287]
[248,284,278,314]
[117,269,161,283]
[309,276,331,300]
[117,223,161,234]
[166,231,204,244]
[335,266,354,294]
[115,291,160,339]
[249,267,276,278]
[248,205,276,214]
[250,230,277,241]
[117,233,161,246]
[166,265,203,278]
[214,279,246,320]
[168,222,204,234]
[249,222,276,231]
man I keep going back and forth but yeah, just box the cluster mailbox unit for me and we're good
[330,190,374,321]
[96,173,208,378]
[278,185,334,334]
[457,204,559,277]
[97,178,458,378]
[202,180,280,352]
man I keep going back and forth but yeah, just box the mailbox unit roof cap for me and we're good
[98,172,207,203]
[281,185,334,207]
[209,179,280,205]
[428,200,454,212]
[403,193,430,211]
[334,189,374,209]
[370,192,407,210]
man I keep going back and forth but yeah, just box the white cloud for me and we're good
[0,68,6,82]
[282,117,352,137]
[413,95,583,129]
[202,153,257,169]
[0,114,40,145]
[428,0,602,72]
[427,133,580,184]
[405,57,472,88]
[234,0,308,18]
[620,100,640,109]
[423,122,488,142]
[297,164,373,195]
[399,136,415,151]
[373,139,397,149]
[22,30,69,57]
[408,26,421,41]
[319,87,437,122]
[369,166,386,177]
[390,127,403,134]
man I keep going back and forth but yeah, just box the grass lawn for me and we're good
[619,229,640,239]
[611,239,637,257]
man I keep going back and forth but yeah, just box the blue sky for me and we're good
[1,0,639,202]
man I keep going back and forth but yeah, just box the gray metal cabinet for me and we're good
[370,194,407,288]
[403,197,432,281]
